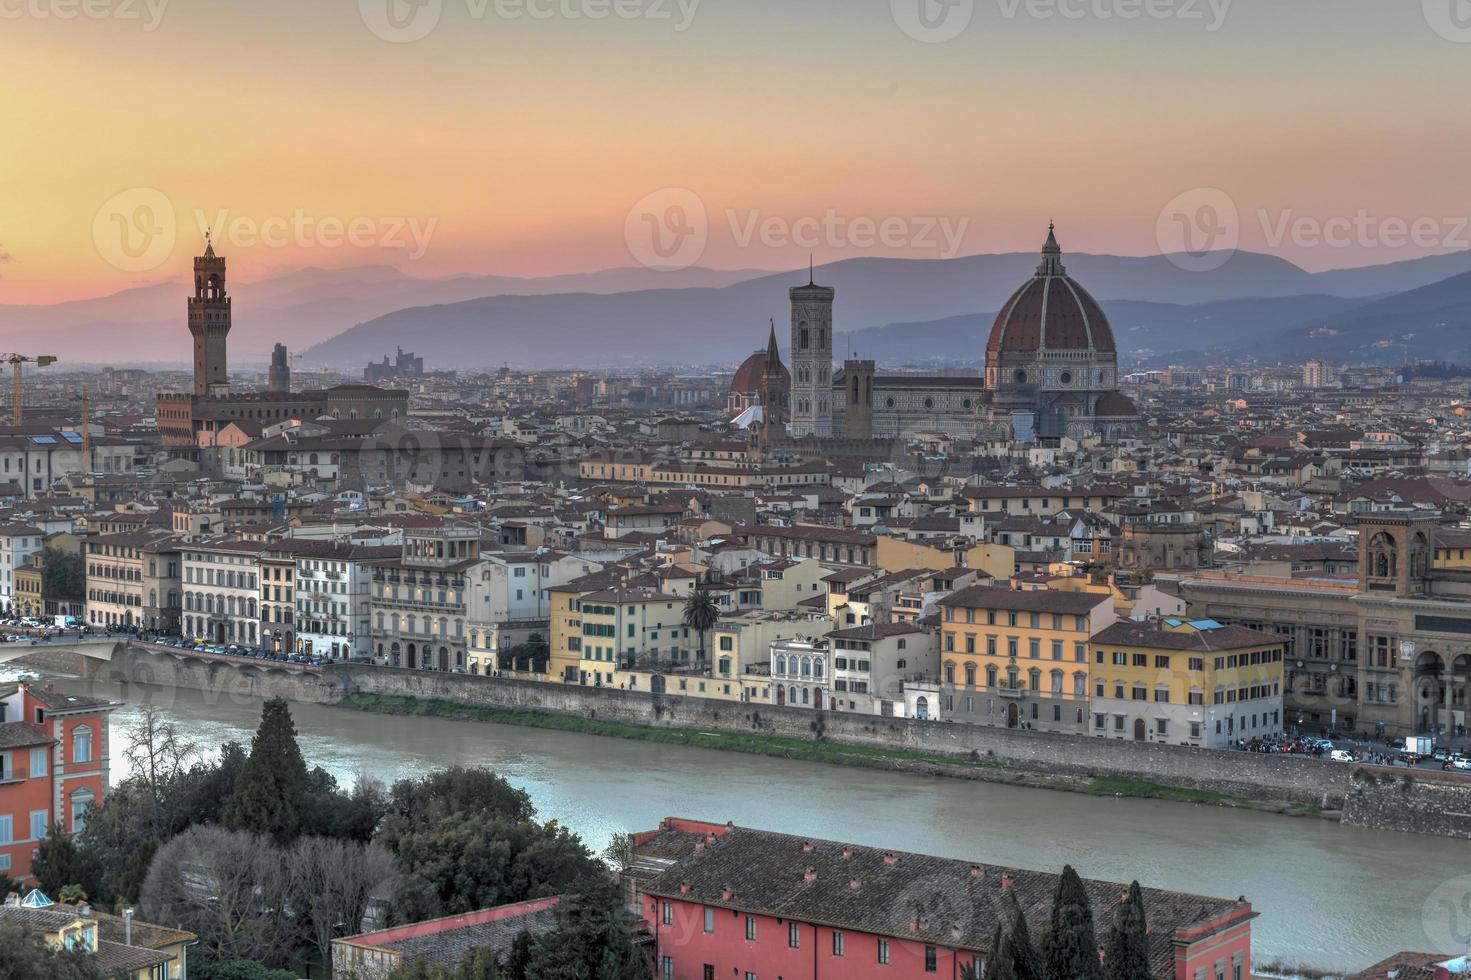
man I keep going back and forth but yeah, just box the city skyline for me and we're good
[4,0,1470,303]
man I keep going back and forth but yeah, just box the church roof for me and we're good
[987,227,1116,355]
[730,349,789,397]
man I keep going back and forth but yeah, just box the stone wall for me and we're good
[328,662,1348,807]
[106,646,1471,819]
[1341,767,1471,839]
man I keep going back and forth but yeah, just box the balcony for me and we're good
[0,768,28,785]
[996,684,1029,699]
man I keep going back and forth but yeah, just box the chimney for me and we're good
[1001,875,1014,890]
[969,865,985,878]
[803,868,817,883]
[679,883,691,895]
[849,879,862,890]
[721,887,734,901]
[841,845,853,859]
[882,853,898,865]
[123,908,134,946]
[801,841,814,854]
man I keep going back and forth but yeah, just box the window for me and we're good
[662,902,672,925]
[30,810,46,842]
[29,747,46,778]
[0,815,11,844]
[926,946,938,972]
[661,956,673,978]
[833,931,845,956]
[703,908,714,933]
[746,916,756,940]
[789,922,800,948]
[878,939,890,964]
[72,726,93,765]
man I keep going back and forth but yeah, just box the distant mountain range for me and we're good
[0,265,769,368]
[9,248,1471,369]
[304,249,1471,368]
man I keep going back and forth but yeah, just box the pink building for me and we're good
[629,818,1255,980]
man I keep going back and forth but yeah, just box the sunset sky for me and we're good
[4,0,1470,303]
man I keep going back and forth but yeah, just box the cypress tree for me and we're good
[1104,881,1152,980]
[1042,865,1105,980]
[986,932,1019,980]
[1006,890,1044,980]
[222,698,310,844]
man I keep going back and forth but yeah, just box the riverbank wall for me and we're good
[84,644,1471,834]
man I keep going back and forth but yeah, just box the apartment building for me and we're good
[0,523,42,614]
[83,529,181,632]
[370,524,483,671]
[1088,618,1287,747]
[935,585,1116,733]
[181,539,262,646]
[0,681,116,882]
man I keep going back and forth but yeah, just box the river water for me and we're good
[8,667,1464,972]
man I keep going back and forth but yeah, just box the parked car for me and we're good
[1443,759,1471,772]
[1329,749,1357,763]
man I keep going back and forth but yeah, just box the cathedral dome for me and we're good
[730,349,789,397]
[986,226,1115,355]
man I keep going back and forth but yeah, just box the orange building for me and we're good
[0,681,118,882]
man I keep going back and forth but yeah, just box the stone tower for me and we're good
[761,319,787,434]
[789,265,834,437]
[841,359,875,439]
[268,343,291,393]
[188,236,231,397]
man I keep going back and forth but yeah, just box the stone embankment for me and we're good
[48,643,1471,837]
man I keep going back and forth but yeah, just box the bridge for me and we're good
[1,637,325,677]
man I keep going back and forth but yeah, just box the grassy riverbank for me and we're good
[341,692,1318,816]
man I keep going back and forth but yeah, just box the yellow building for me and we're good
[1088,618,1286,748]
[0,892,196,979]
[13,561,43,619]
[936,585,1116,733]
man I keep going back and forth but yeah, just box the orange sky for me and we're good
[3,0,1470,303]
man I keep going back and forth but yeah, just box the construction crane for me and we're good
[0,353,58,426]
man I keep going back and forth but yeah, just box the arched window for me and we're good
[964,662,977,687]
[776,655,786,675]
[800,658,812,678]
[813,660,824,679]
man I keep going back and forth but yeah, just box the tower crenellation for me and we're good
[187,236,232,397]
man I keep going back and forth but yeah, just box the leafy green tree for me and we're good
[32,824,95,899]
[1041,866,1104,980]
[42,548,85,604]
[0,919,108,979]
[526,884,651,980]
[1103,881,1151,980]
[223,698,311,844]
[192,959,300,980]
[378,767,535,854]
[681,582,720,665]
[391,814,601,924]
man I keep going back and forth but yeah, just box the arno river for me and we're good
[13,668,1468,973]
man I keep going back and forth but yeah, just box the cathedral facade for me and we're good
[728,226,1138,445]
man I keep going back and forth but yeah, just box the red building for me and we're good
[629,818,1255,980]
[0,681,117,883]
